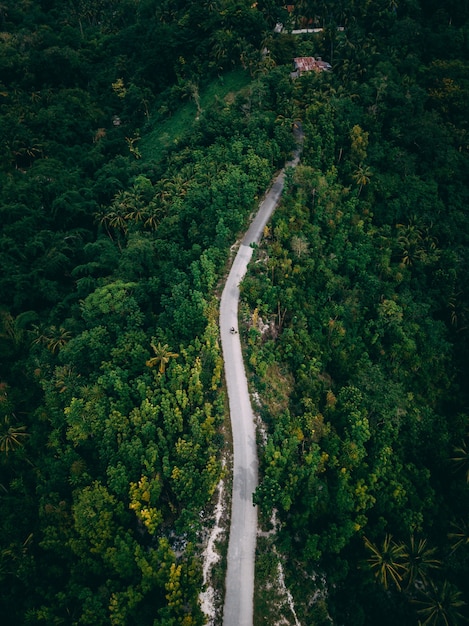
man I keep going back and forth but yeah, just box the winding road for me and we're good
[220,130,303,626]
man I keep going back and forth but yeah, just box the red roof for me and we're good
[293,57,331,73]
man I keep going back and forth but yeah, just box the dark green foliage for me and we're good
[2,0,469,624]
[246,2,469,623]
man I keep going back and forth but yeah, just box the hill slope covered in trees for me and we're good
[1,1,468,625]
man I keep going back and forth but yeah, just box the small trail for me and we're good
[220,129,303,626]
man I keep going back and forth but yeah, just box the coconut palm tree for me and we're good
[143,202,163,231]
[79,384,104,404]
[108,208,128,235]
[0,310,36,349]
[146,342,179,374]
[125,135,141,159]
[165,174,190,198]
[154,179,174,206]
[414,580,466,625]
[0,2,8,28]
[395,219,440,268]
[32,325,72,354]
[94,206,114,241]
[451,439,469,483]
[448,519,469,553]
[53,364,79,395]
[401,536,441,589]
[210,28,235,65]
[448,293,468,332]
[363,534,407,590]
[125,204,147,224]
[352,163,372,195]
[0,415,29,455]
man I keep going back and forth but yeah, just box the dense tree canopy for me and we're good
[1,0,468,624]
[240,2,469,624]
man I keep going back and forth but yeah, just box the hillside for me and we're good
[1,1,468,625]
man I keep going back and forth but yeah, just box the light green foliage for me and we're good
[350,124,369,164]
[81,281,144,332]
[129,474,163,534]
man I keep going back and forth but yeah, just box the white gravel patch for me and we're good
[199,478,225,624]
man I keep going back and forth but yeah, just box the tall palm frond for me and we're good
[0,415,29,455]
[414,580,466,626]
[448,519,469,553]
[451,439,469,483]
[146,342,179,374]
[363,534,407,591]
[401,535,441,589]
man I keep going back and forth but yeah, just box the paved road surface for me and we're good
[220,136,302,626]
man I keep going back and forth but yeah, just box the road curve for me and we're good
[220,134,302,626]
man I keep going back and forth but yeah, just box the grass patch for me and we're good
[199,68,251,109]
[261,362,294,417]
[141,68,252,162]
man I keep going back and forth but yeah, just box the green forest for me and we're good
[1,1,468,624]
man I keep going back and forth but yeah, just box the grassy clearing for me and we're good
[141,69,252,162]
[262,362,294,415]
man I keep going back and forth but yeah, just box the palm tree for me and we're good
[0,532,33,581]
[210,28,235,65]
[143,202,163,231]
[165,174,189,198]
[451,439,469,483]
[32,325,72,354]
[0,415,29,455]
[125,204,147,224]
[448,293,468,332]
[363,534,407,590]
[53,364,79,395]
[108,186,148,227]
[448,519,469,553]
[352,163,372,195]
[146,342,179,374]
[0,310,36,349]
[0,2,8,28]
[125,135,141,159]
[401,536,441,589]
[419,225,440,264]
[94,206,114,241]
[414,580,466,626]
[79,384,104,404]
[108,208,128,235]
[154,179,173,206]
[395,220,440,267]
